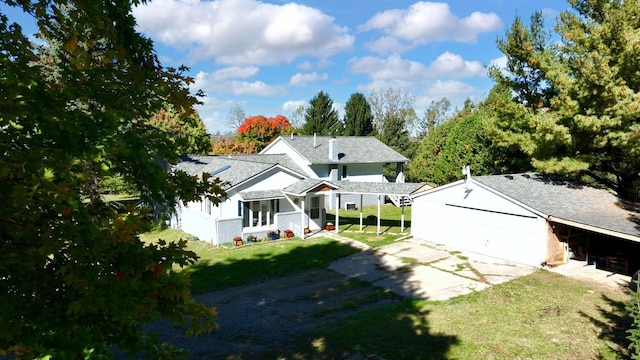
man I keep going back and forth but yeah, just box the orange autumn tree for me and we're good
[214,115,292,154]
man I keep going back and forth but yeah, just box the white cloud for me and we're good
[541,7,560,19]
[357,79,416,94]
[288,72,328,86]
[348,52,485,81]
[209,66,260,80]
[191,71,283,96]
[134,0,354,65]
[194,96,235,134]
[297,61,314,70]
[416,80,476,107]
[364,36,411,55]
[333,102,345,119]
[282,100,308,112]
[427,52,486,78]
[348,55,429,80]
[360,2,502,50]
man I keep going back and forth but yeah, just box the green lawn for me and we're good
[139,229,360,294]
[327,204,412,233]
[282,270,631,359]
[140,227,632,359]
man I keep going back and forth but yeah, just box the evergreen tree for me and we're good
[301,91,342,135]
[343,92,374,136]
[491,1,640,200]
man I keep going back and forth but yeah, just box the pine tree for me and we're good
[343,92,374,136]
[490,1,640,200]
[301,91,342,135]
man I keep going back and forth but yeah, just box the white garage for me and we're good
[411,175,556,267]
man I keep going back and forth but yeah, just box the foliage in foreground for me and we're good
[0,1,224,358]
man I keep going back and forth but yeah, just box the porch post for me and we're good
[335,193,340,234]
[377,194,381,235]
[300,197,305,239]
[359,194,363,232]
[400,196,405,232]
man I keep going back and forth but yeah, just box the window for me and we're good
[342,165,347,179]
[241,199,280,228]
[310,196,320,219]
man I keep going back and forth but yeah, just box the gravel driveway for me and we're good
[147,267,401,359]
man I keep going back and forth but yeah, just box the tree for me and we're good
[367,87,417,134]
[237,115,293,151]
[286,104,306,130]
[226,102,246,131]
[491,1,640,200]
[490,11,554,108]
[407,93,531,184]
[417,97,451,139]
[301,91,342,135]
[0,1,223,358]
[377,109,416,179]
[148,104,211,155]
[343,92,374,136]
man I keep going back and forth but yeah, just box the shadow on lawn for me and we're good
[284,300,459,360]
[165,240,457,359]
[186,240,360,294]
[580,294,632,359]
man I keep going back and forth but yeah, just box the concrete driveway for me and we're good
[327,236,535,301]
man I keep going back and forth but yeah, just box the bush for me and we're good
[628,290,640,359]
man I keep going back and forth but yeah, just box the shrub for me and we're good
[628,289,640,359]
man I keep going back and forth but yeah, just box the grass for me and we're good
[327,204,412,234]
[282,270,631,359]
[139,227,633,359]
[139,229,360,294]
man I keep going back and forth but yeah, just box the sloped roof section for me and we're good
[334,181,429,196]
[174,155,303,189]
[282,179,338,196]
[239,189,285,201]
[275,135,408,164]
[474,173,640,238]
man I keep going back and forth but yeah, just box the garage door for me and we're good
[415,201,546,267]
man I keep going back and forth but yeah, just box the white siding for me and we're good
[341,163,384,182]
[412,181,548,267]
[261,139,317,178]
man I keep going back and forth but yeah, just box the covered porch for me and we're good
[330,181,430,235]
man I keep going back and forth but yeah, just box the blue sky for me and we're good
[4,0,568,134]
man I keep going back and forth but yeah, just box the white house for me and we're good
[170,136,420,245]
[411,172,640,273]
[261,135,409,209]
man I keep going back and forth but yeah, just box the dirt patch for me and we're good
[367,235,386,242]
[146,268,401,359]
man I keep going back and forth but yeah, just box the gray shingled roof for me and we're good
[174,155,303,189]
[276,136,408,164]
[474,173,640,237]
[334,181,428,196]
[282,179,337,195]
[239,189,285,201]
